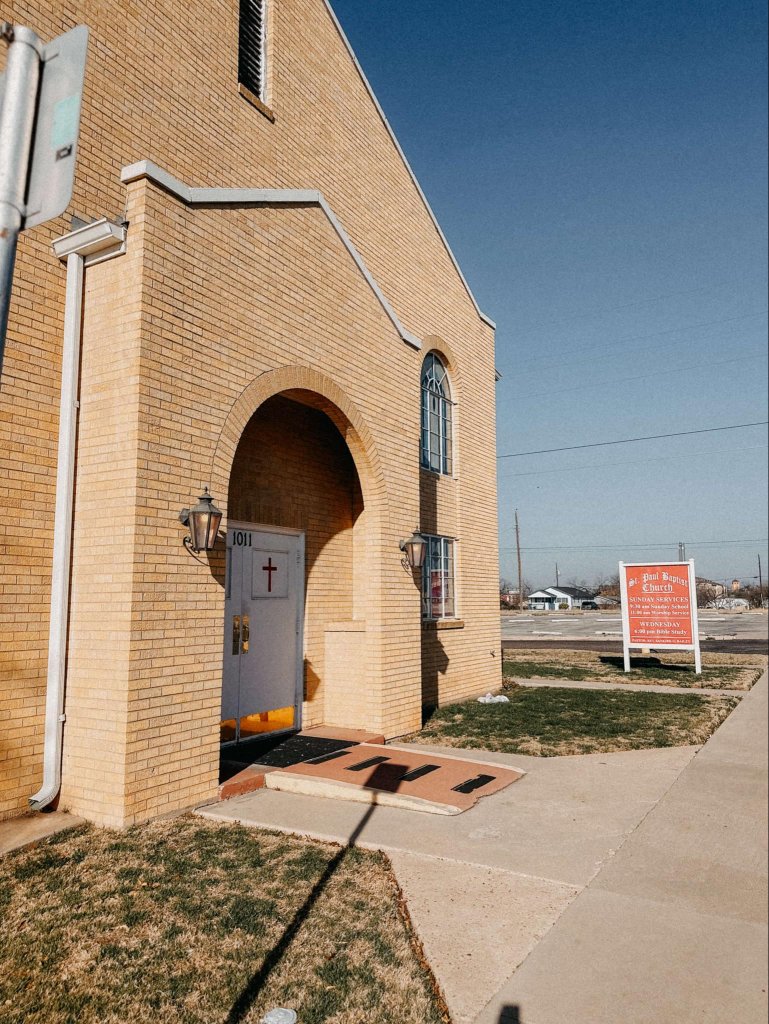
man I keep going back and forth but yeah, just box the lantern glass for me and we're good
[187,489,223,552]
[403,531,427,570]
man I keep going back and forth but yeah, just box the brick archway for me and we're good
[210,365,389,531]
[210,365,392,734]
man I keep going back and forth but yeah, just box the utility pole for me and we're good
[515,509,525,612]
[759,554,764,606]
[678,541,686,562]
[555,562,560,587]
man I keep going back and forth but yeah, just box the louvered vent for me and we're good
[239,0,266,99]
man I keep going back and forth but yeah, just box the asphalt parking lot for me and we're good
[501,610,768,643]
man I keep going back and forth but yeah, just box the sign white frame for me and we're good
[619,560,702,675]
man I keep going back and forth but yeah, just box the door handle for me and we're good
[232,615,241,656]
[241,614,250,655]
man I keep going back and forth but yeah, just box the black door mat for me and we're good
[220,734,359,782]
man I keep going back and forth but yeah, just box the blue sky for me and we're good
[331,0,768,589]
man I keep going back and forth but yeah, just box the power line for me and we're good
[497,421,769,460]
[499,443,767,478]
[512,351,766,402]
[500,538,769,553]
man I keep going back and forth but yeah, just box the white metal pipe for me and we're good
[29,252,84,809]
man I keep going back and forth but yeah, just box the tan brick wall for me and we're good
[324,624,368,730]
[0,0,501,823]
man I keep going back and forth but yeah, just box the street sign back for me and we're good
[23,25,88,230]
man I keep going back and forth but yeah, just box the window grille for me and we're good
[421,353,453,475]
[239,0,267,100]
[422,535,456,620]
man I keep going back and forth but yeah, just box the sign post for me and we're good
[619,560,702,674]
[0,22,88,382]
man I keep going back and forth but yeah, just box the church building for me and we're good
[0,0,501,827]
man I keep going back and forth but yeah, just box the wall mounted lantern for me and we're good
[400,529,427,572]
[179,488,223,553]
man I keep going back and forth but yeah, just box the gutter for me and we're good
[29,217,127,811]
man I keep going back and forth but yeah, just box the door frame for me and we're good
[222,520,306,746]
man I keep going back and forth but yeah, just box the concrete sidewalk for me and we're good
[201,676,767,1023]
[200,739,700,1021]
[476,672,768,1024]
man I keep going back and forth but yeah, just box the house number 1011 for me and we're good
[232,531,253,547]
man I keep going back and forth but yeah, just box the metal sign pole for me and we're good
[619,561,631,672]
[0,23,42,377]
[690,559,702,675]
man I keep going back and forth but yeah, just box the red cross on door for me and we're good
[262,557,278,593]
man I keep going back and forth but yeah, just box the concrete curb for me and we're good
[0,811,85,857]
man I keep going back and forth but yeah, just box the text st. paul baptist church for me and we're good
[0,0,501,827]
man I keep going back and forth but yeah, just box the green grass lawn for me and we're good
[502,649,765,690]
[413,686,740,756]
[0,818,447,1024]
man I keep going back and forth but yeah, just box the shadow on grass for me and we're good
[223,762,407,1024]
[600,656,694,674]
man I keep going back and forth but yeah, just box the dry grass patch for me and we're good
[413,687,740,757]
[503,648,766,690]
[0,818,448,1024]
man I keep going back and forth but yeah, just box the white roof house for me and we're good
[528,587,596,610]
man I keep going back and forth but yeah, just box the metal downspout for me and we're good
[29,251,83,810]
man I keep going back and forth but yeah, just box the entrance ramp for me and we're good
[265,744,525,815]
[218,727,385,800]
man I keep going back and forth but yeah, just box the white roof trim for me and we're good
[322,0,496,331]
[121,160,422,351]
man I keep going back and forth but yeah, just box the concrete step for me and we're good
[264,743,526,815]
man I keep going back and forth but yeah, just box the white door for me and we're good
[221,525,304,743]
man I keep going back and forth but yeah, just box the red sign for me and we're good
[621,563,696,647]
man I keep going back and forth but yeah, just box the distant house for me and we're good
[528,587,596,611]
[709,597,750,610]
[696,578,728,607]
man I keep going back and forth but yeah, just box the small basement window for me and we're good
[239,0,268,102]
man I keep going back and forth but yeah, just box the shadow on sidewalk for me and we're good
[222,762,406,1023]
[498,1007,522,1023]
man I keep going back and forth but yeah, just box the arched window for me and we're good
[421,353,453,475]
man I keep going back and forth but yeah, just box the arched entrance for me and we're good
[219,388,375,745]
